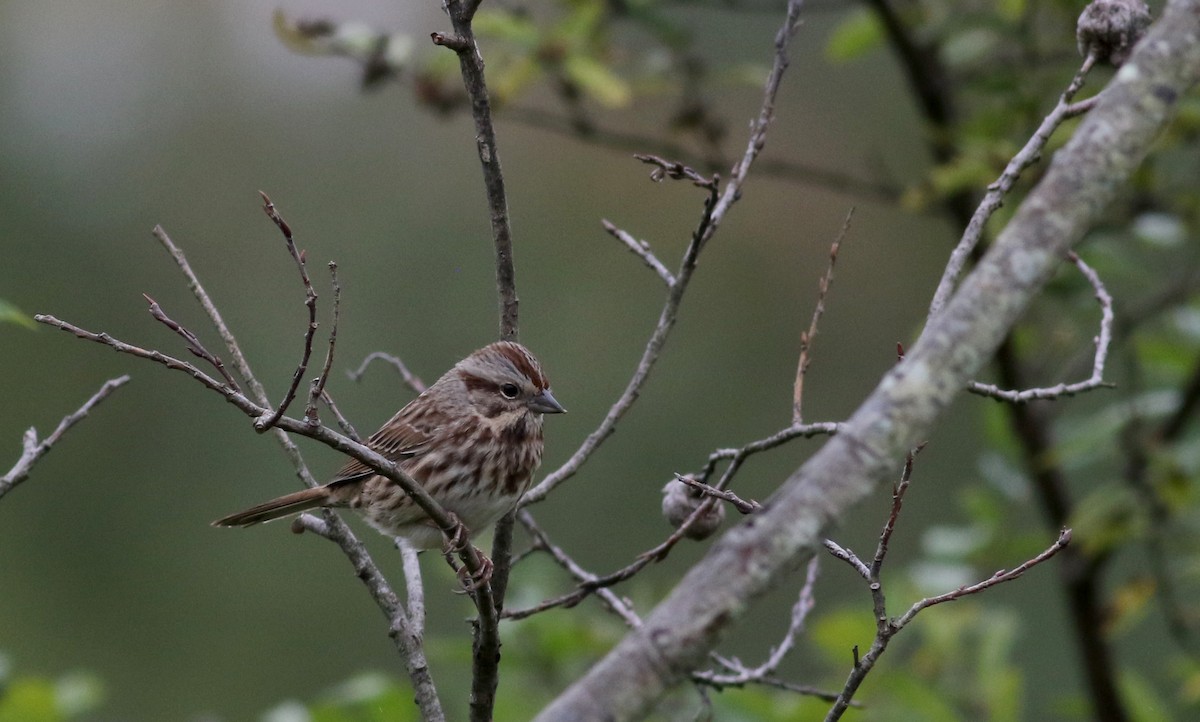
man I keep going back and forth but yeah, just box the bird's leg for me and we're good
[441,512,494,593]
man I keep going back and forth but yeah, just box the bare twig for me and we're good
[795,209,854,423]
[601,220,675,287]
[256,193,320,432]
[694,556,819,686]
[692,421,842,493]
[505,492,724,620]
[150,221,446,714]
[1,376,130,501]
[434,4,517,342]
[143,295,240,391]
[928,53,1098,318]
[822,539,869,580]
[823,446,1071,720]
[152,226,266,400]
[527,0,806,506]
[348,351,427,394]
[399,539,427,640]
[872,443,926,575]
[898,529,1073,624]
[320,390,362,442]
[516,510,645,629]
[305,261,341,425]
[968,252,1114,402]
[524,170,712,505]
[676,474,762,514]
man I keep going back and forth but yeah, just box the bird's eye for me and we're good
[500,382,521,399]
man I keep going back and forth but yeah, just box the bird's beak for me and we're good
[529,388,566,414]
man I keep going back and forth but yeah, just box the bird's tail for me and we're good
[212,486,333,527]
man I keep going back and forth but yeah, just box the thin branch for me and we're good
[601,219,675,287]
[143,294,240,391]
[152,225,270,403]
[399,539,427,641]
[905,529,1072,624]
[676,474,762,514]
[526,0,805,506]
[871,444,926,576]
[822,539,870,580]
[305,261,341,426]
[795,208,854,423]
[434,5,517,342]
[505,492,723,620]
[516,510,645,629]
[824,529,1071,721]
[523,180,708,505]
[1,375,131,500]
[968,252,1114,402]
[928,53,1097,318]
[256,192,320,432]
[348,352,427,394]
[693,421,842,490]
[150,224,444,713]
[320,390,362,442]
[694,556,819,686]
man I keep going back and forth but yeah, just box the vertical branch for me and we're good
[794,209,853,423]
[433,4,518,343]
[433,4,518,720]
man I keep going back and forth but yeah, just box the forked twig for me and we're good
[256,193,319,432]
[1,376,131,500]
[823,447,1070,720]
[349,351,427,394]
[305,261,342,425]
[928,53,1098,317]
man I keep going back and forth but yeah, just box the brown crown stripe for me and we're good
[489,341,548,389]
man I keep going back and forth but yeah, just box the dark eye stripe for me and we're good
[460,373,499,394]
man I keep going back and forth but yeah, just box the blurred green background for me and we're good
[2,1,1182,720]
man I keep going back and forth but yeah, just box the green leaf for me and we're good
[997,0,1027,21]
[0,678,61,722]
[1120,667,1174,722]
[825,8,884,62]
[474,9,541,49]
[0,299,36,330]
[563,54,631,107]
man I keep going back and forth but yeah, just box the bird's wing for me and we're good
[328,408,436,483]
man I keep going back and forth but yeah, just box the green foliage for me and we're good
[825,8,884,62]
[262,673,418,722]
[1121,667,1175,722]
[0,656,105,722]
[0,299,35,330]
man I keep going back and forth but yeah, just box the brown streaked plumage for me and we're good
[212,341,565,549]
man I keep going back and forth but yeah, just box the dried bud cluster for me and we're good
[661,478,726,540]
[1076,0,1152,66]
